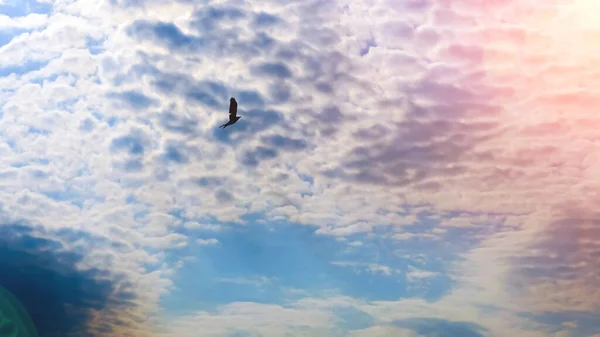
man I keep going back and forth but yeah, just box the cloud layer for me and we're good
[1,0,600,336]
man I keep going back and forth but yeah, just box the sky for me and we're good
[0,0,599,336]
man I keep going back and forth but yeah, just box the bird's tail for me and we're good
[219,123,228,128]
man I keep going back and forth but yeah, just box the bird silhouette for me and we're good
[219,97,241,128]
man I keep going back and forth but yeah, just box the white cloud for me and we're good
[196,238,219,246]
[183,221,223,231]
[392,232,439,241]
[406,265,438,281]
[367,264,394,276]
[164,301,339,337]
[332,261,397,276]
[0,13,49,30]
[350,326,418,337]
[0,13,104,66]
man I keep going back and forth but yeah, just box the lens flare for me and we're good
[0,286,38,337]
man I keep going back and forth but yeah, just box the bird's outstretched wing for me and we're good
[229,98,238,120]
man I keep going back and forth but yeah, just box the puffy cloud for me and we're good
[0,13,49,30]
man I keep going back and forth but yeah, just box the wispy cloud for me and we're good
[196,238,219,246]
[332,261,397,276]
[406,266,439,282]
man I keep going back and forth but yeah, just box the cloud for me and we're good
[0,13,49,30]
[106,90,159,111]
[164,301,339,337]
[251,62,293,79]
[406,266,439,281]
[508,216,600,313]
[184,222,222,231]
[217,276,273,287]
[261,134,308,152]
[2,0,600,336]
[196,238,219,246]
[393,318,487,337]
[331,261,396,277]
[0,223,151,336]
[351,325,418,337]
[126,20,203,52]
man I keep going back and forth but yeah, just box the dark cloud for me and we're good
[150,72,191,95]
[359,35,377,56]
[185,89,221,108]
[110,133,146,156]
[106,90,158,110]
[235,90,265,108]
[215,189,233,203]
[298,105,354,139]
[0,224,142,336]
[252,62,293,79]
[212,108,283,143]
[190,5,246,31]
[157,140,202,166]
[261,135,307,151]
[118,0,355,102]
[162,144,189,164]
[315,81,333,93]
[239,146,278,167]
[187,81,228,108]
[151,71,228,108]
[275,46,298,61]
[327,41,504,186]
[110,129,150,173]
[100,57,160,87]
[268,81,291,103]
[352,123,390,141]
[120,4,354,124]
[127,20,204,52]
[114,158,145,173]
[252,12,280,28]
[508,216,600,318]
[126,10,286,62]
[520,311,600,337]
[319,106,343,124]
[252,32,277,50]
[157,111,198,134]
[300,50,346,81]
[153,166,170,181]
[102,55,283,139]
[150,73,186,95]
[393,318,487,337]
[195,176,226,188]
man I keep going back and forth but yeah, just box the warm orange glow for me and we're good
[478,1,600,119]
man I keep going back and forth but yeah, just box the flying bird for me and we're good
[219,97,241,128]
